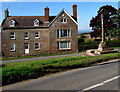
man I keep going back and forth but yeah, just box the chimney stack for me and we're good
[5,8,9,19]
[72,4,77,20]
[44,6,49,23]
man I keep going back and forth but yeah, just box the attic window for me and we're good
[34,19,39,26]
[9,20,15,27]
[61,19,67,23]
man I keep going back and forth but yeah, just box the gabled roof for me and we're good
[1,16,56,28]
[48,9,78,26]
[1,9,78,29]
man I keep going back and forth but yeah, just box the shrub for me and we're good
[2,53,120,86]
[78,39,120,52]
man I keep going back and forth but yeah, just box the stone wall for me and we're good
[1,28,50,58]
[49,12,78,54]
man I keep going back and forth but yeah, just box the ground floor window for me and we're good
[58,41,71,50]
[10,43,15,51]
[35,43,40,50]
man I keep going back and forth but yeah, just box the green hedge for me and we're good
[78,39,120,52]
[107,40,120,47]
[2,53,120,86]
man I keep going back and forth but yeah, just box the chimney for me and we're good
[5,8,9,19]
[44,6,49,23]
[72,4,77,20]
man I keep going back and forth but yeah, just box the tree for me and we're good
[109,9,120,39]
[90,5,117,38]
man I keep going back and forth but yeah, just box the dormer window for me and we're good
[61,18,67,23]
[34,19,39,26]
[9,20,15,27]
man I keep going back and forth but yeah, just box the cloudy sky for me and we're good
[0,1,119,33]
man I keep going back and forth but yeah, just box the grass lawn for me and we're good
[1,52,120,86]
[1,52,76,61]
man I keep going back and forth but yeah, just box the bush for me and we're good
[2,53,120,86]
[78,41,100,52]
[107,39,120,47]
[78,39,120,52]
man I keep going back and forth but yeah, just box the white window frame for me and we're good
[9,20,15,27]
[61,18,67,23]
[24,32,29,39]
[57,29,71,38]
[10,32,15,39]
[34,19,39,26]
[58,41,71,50]
[35,43,40,50]
[10,43,15,51]
[35,32,40,39]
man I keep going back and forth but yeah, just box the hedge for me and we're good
[2,53,120,86]
[78,39,120,52]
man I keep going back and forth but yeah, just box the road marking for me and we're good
[82,75,120,91]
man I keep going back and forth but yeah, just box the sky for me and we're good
[0,1,119,33]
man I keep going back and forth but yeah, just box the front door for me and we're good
[24,43,29,54]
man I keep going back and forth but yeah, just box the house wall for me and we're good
[1,28,50,58]
[49,12,78,54]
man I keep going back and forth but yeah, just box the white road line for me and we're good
[82,75,120,91]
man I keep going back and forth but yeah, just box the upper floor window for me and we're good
[10,43,15,51]
[35,32,40,38]
[24,32,29,39]
[10,32,15,39]
[57,29,71,38]
[35,43,40,50]
[61,19,67,23]
[34,19,39,26]
[9,20,15,27]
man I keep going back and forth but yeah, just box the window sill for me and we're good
[24,38,29,40]
[10,50,16,52]
[11,38,16,40]
[35,49,40,51]
[57,37,71,39]
[58,49,71,51]
[35,37,40,39]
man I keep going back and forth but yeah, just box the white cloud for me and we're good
[1,0,15,2]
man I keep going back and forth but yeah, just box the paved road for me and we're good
[1,53,84,64]
[2,59,120,91]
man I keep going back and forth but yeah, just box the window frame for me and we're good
[58,41,71,50]
[24,32,29,40]
[10,43,16,51]
[35,42,40,50]
[61,18,67,23]
[10,32,15,39]
[35,32,40,39]
[34,19,39,26]
[57,29,71,38]
[9,20,15,27]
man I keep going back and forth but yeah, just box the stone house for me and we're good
[1,5,78,58]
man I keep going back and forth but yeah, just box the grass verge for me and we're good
[2,52,76,61]
[2,53,120,86]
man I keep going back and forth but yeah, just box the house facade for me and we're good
[1,5,78,58]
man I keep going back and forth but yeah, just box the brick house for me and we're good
[1,5,78,58]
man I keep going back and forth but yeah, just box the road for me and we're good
[2,59,120,91]
[1,53,84,64]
